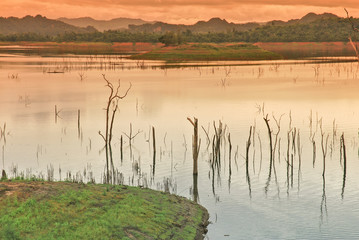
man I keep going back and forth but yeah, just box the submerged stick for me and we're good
[340,133,347,198]
[78,109,81,139]
[152,126,156,176]
[188,117,200,175]
[228,133,232,176]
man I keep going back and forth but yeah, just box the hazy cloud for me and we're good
[0,0,358,23]
[27,0,359,8]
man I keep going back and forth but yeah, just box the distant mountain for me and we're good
[0,15,97,36]
[299,12,339,23]
[266,12,339,26]
[129,17,260,33]
[129,12,341,32]
[58,17,150,31]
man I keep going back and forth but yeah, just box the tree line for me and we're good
[0,18,358,43]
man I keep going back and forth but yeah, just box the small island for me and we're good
[130,43,283,61]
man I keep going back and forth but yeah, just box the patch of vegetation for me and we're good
[0,180,209,240]
[130,43,282,61]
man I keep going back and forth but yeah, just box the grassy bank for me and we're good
[130,43,283,61]
[0,180,209,240]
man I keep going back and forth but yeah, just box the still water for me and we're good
[1,53,359,239]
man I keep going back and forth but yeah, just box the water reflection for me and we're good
[320,175,328,227]
[2,54,359,239]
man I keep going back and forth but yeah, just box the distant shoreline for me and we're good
[0,41,355,60]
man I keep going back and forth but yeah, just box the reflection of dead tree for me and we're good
[320,175,328,227]
[201,124,211,149]
[345,8,359,62]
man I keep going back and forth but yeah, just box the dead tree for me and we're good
[188,117,201,175]
[272,113,284,163]
[98,74,131,183]
[99,74,131,147]
[263,114,273,166]
[123,123,142,148]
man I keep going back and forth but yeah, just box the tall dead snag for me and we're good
[263,115,273,195]
[188,117,201,175]
[263,115,273,166]
[99,74,132,147]
[98,74,131,183]
[345,8,359,62]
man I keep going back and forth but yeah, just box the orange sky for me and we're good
[1,0,359,23]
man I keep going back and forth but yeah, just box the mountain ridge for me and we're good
[0,15,97,36]
[57,17,151,31]
[128,12,340,32]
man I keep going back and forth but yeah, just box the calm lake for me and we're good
[1,51,359,239]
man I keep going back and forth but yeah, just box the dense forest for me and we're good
[0,14,358,43]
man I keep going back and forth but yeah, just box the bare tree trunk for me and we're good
[188,117,201,175]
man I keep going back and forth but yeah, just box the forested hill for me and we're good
[0,13,358,42]
[128,17,260,33]
[128,12,339,33]
[0,15,97,36]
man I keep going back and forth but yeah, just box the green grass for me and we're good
[130,43,283,61]
[0,181,209,240]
